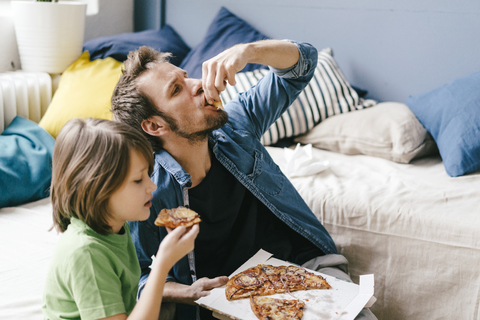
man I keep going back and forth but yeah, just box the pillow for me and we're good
[0,116,55,208]
[83,24,191,66]
[220,48,377,145]
[294,102,438,163]
[406,70,480,177]
[39,51,122,138]
[351,85,369,98]
[179,7,269,78]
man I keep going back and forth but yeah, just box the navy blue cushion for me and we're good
[406,70,480,177]
[179,6,370,100]
[83,25,191,66]
[0,116,55,208]
[179,7,269,79]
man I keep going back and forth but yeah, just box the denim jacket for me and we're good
[128,41,337,319]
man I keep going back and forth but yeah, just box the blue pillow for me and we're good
[83,25,191,66]
[179,7,269,79]
[0,116,55,208]
[406,70,480,177]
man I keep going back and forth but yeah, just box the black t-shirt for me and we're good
[189,154,323,319]
[188,154,323,279]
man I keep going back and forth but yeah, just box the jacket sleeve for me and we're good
[224,40,318,140]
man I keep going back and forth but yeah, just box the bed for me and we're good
[266,146,480,320]
[1,2,480,320]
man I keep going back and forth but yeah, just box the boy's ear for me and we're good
[141,116,169,137]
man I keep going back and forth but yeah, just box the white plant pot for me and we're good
[11,1,87,74]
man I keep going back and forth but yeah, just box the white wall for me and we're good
[84,0,134,41]
[0,0,134,73]
[0,1,21,72]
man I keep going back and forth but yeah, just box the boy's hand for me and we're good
[156,225,199,269]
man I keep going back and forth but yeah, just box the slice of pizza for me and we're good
[213,100,223,110]
[260,264,331,293]
[225,265,275,300]
[225,264,330,301]
[154,206,201,229]
[250,296,305,320]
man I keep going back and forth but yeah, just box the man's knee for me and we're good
[302,254,349,276]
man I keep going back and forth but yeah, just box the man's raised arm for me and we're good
[202,39,300,104]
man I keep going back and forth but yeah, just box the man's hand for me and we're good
[202,43,249,104]
[201,40,299,105]
[162,276,229,305]
[189,276,230,302]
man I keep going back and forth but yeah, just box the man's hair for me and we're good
[50,118,154,235]
[111,46,172,152]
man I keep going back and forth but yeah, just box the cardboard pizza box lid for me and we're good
[195,249,375,320]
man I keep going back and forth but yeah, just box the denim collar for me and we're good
[153,130,228,188]
[154,148,191,188]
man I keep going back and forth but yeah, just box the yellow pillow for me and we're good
[39,51,123,138]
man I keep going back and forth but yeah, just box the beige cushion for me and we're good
[294,102,437,163]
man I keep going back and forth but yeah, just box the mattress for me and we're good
[2,147,479,320]
[266,146,480,320]
[0,197,59,320]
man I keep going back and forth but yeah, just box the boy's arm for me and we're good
[102,226,200,320]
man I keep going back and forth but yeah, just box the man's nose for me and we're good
[188,78,203,96]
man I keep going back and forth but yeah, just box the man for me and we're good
[112,39,376,320]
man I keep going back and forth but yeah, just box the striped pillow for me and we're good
[220,48,377,145]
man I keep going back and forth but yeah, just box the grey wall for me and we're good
[165,0,480,102]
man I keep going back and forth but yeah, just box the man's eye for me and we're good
[173,86,180,96]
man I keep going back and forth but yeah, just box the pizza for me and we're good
[213,100,223,109]
[225,264,330,301]
[154,206,201,229]
[250,296,305,320]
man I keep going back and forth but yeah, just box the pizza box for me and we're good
[195,249,375,320]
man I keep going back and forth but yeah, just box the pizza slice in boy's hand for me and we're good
[154,206,201,229]
[250,296,305,320]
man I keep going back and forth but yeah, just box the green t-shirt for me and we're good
[42,218,141,320]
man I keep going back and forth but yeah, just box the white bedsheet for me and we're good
[2,147,479,320]
[266,146,480,320]
[0,197,59,320]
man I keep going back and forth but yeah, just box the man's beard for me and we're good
[167,110,229,144]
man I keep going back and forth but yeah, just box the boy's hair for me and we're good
[51,118,154,235]
[111,46,172,152]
